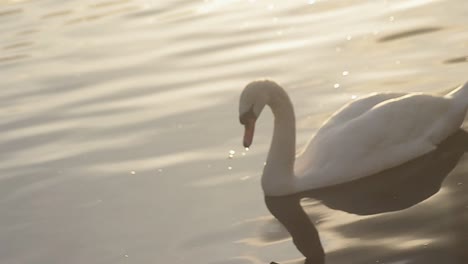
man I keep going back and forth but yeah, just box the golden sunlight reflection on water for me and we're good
[0,0,467,263]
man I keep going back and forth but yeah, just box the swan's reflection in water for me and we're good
[265,130,468,264]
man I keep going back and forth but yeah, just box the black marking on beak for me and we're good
[240,106,256,125]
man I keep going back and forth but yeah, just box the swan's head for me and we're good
[239,80,277,148]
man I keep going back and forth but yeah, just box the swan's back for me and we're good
[314,92,408,134]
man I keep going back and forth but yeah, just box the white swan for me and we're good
[239,80,468,196]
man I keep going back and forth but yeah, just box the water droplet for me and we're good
[228,166,232,170]
[124,254,129,258]
[245,147,250,151]
[229,150,235,155]
[241,152,246,156]
[240,175,250,181]
[263,162,267,166]
[342,71,349,76]
[457,182,463,186]
[130,171,136,175]
[389,16,395,22]
[308,0,316,4]
[346,35,352,40]
[334,83,340,89]
[351,95,357,99]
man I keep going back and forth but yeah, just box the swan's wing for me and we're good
[318,92,408,133]
[296,92,408,156]
[350,94,453,145]
[296,94,453,190]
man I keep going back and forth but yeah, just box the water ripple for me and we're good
[378,27,443,42]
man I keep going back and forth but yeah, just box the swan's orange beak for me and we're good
[243,118,256,148]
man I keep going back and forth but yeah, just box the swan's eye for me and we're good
[239,106,256,125]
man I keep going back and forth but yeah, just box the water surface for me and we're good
[0,0,467,263]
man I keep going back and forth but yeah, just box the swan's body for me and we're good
[239,80,468,196]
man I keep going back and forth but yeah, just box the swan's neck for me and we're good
[262,86,296,196]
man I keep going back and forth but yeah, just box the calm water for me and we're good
[0,0,467,263]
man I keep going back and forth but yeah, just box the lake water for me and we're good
[0,0,467,263]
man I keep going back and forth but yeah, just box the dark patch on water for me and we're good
[378,27,442,42]
[444,56,468,64]
[65,6,139,25]
[15,29,39,36]
[41,10,73,19]
[90,0,131,9]
[3,42,33,50]
[0,54,30,63]
[0,9,22,17]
